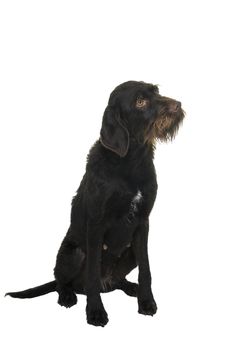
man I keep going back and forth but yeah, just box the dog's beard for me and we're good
[145,109,185,144]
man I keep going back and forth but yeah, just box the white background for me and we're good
[0,0,232,349]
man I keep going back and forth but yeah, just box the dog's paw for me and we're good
[138,298,157,316]
[58,290,77,308]
[86,306,109,327]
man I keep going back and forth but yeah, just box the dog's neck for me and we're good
[97,138,155,167]
[126,138,155,160]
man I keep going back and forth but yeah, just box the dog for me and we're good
[6,81,185,327]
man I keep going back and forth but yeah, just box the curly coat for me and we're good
[6,81,185,327]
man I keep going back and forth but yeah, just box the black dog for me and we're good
[6,81,185,327]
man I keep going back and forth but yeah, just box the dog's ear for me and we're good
[100,106,129,157]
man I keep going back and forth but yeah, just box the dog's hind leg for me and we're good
[54,235,85,308]
[111,247,138,297]
[116,279,138,297]
[56,283,77,308]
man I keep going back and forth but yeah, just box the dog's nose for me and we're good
[169,101,181,113]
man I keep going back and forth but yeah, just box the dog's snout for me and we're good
[169,100,181,113]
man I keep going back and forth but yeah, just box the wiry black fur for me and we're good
[6,81,184,327]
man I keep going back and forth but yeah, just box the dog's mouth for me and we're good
[145,108,185,144]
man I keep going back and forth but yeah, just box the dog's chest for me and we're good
[127,190,143,221]
[103,190,143,257]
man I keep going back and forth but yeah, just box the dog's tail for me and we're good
[5,280,57,299]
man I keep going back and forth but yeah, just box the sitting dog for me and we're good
[6,81,185,327]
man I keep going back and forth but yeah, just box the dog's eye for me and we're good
[136,98,148,109]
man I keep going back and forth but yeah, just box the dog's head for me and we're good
[100,81,185,157]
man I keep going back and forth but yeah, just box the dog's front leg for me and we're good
[133,219,157,316]
[86,221,108,327]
